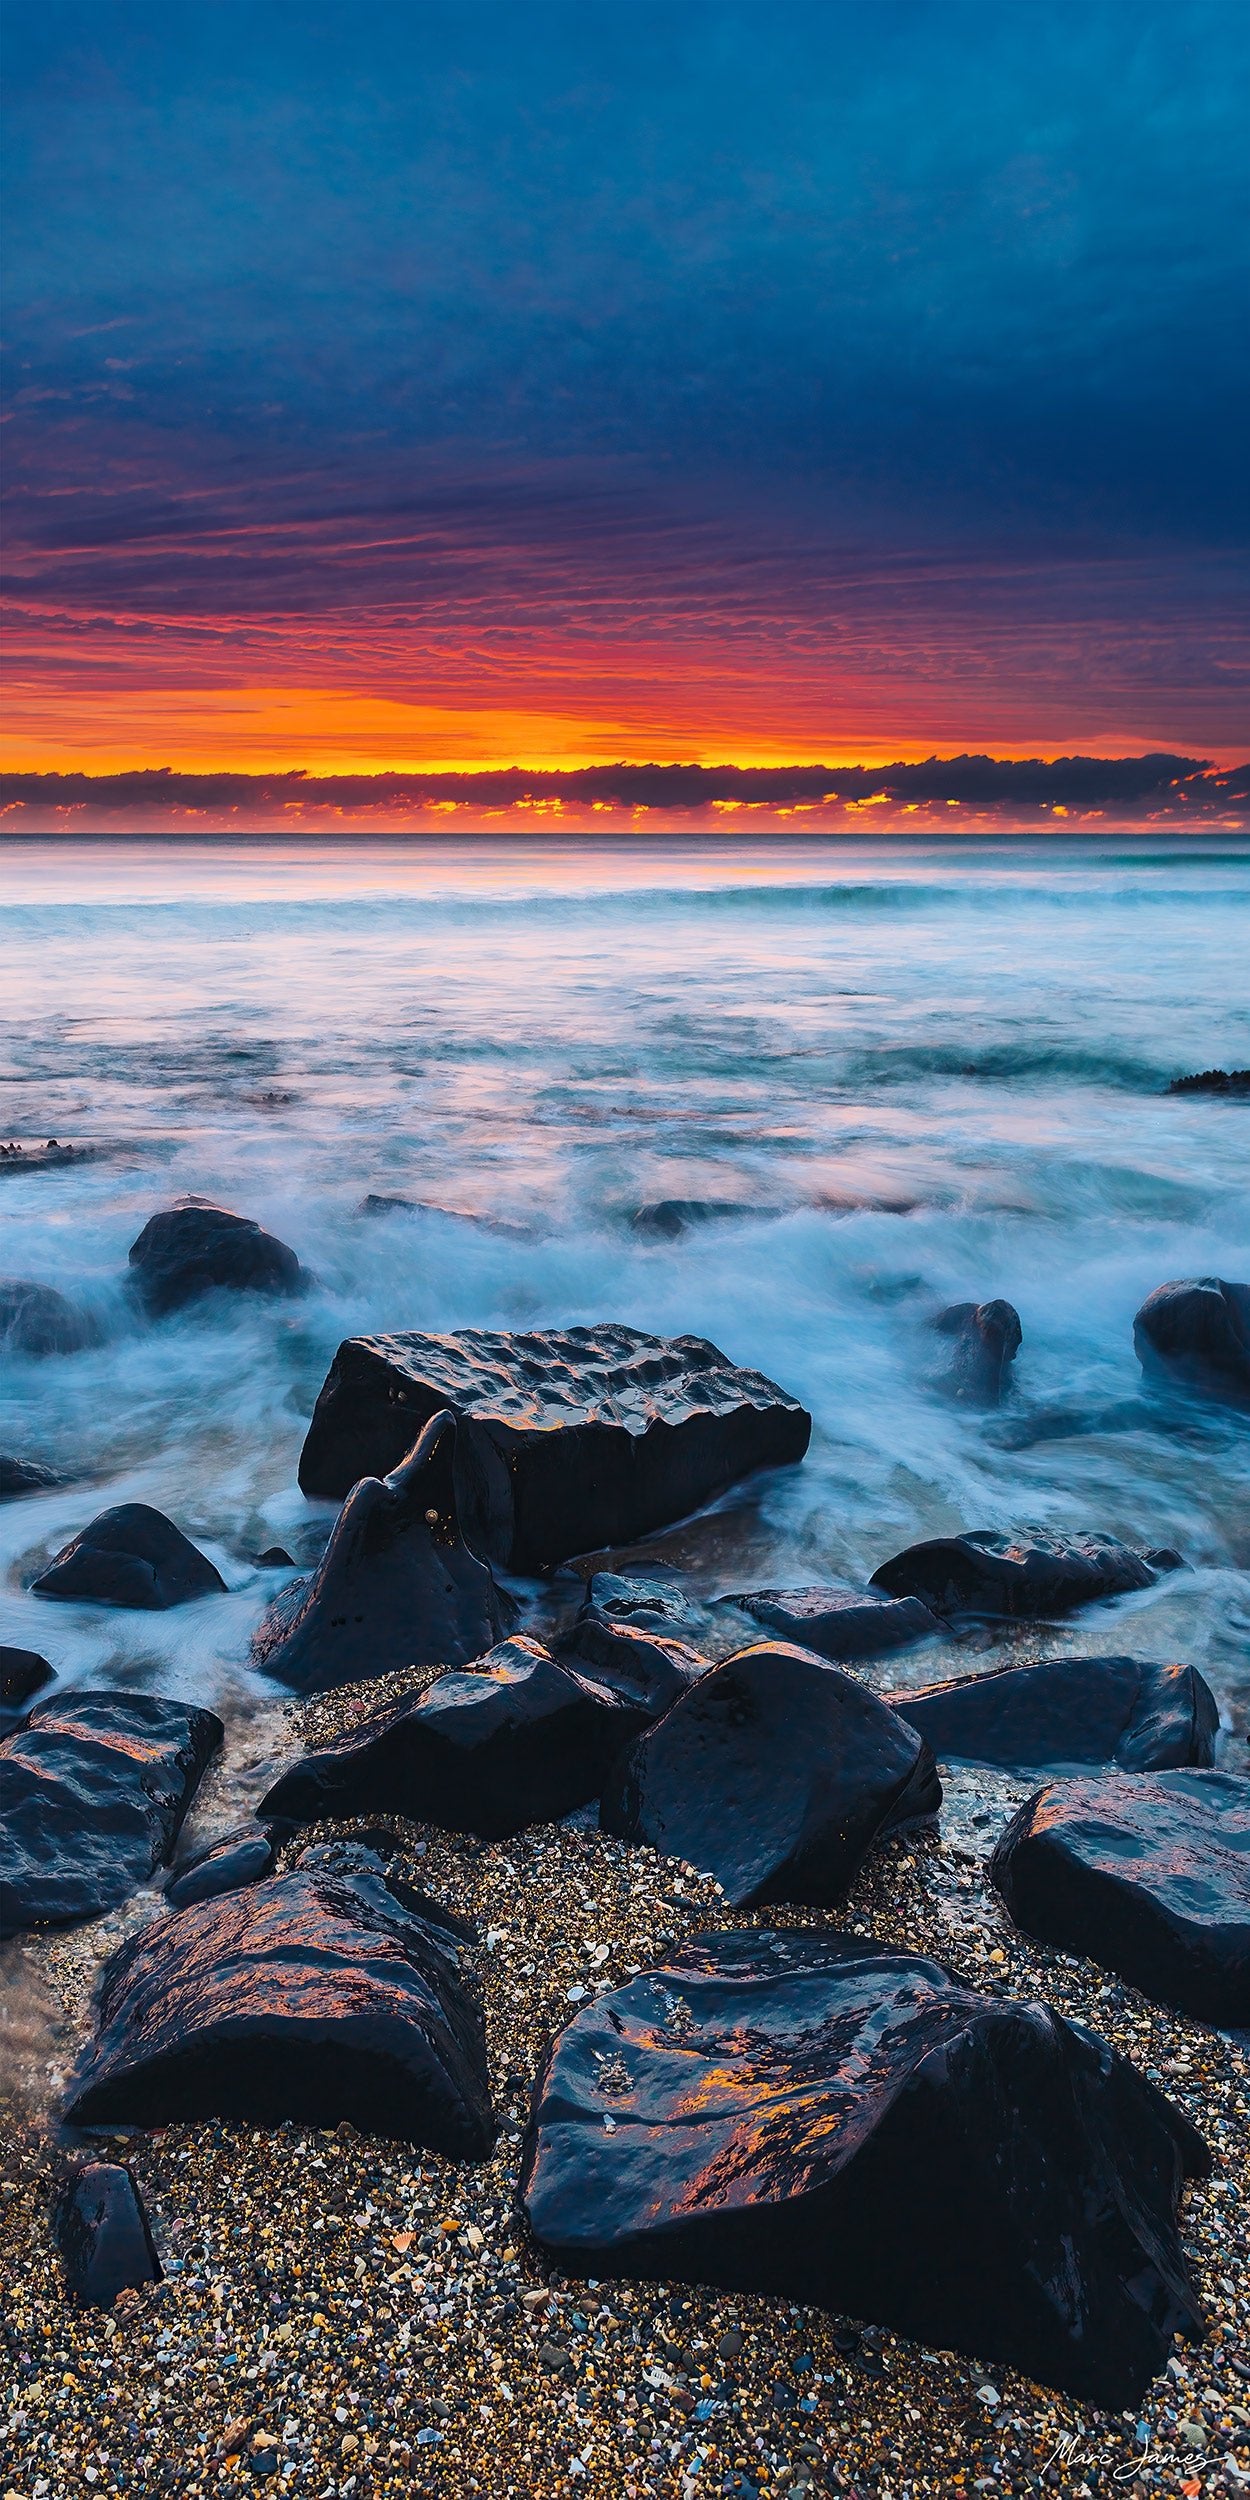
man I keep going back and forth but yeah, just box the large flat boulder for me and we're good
[253,1411,513,1696]
[32,1503,226,1610]
[991,1769,1250,2027]
[0,1691,222,1930]
[890,1654,1219,1773]
[55,2165,162,2306]
[296,1324,812,1572]
[870,1528,1182,1621]
[128,1199,305,1317]
[63,1844,495,2157]
[600,1642,940,1908]
[729,1584,938,1661]
[520,1929,1208,2407]
[262,1634,672,1839]
[1133,1276,1250,1406]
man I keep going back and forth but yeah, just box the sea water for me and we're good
[1,831,1247,1743]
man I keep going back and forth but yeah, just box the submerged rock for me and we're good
[127,1199,305,1317]
[0,1644,56,1718]
[1167,1068,1250,1097]
[0,1690,222,1930]
[165,1825,287,1909]
[253,1411,513,1696]
[0,1277,99,1357]
[730,1584,938,1661]
[991,1769,1250,2027]
[520,1928,1208,2407]
[600,1642,940,1908]
[870,1528,1182,1622]
[932,1298,1022,1404]
[55,2164,162,2306]
[1133,1276,1250,1406]
[296,1323,812,1571]
[64,1845,495,2156]
[891,1653,1219,1773]
[628,1199,771,1240]
[0,1455,60,1497]
[262,1634,672,1839]
[32,1502,226,1610]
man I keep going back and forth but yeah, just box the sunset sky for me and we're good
[3,1,1247,775]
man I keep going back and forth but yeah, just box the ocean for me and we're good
[1,830,1247,1742]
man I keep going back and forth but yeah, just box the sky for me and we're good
[2,0,1248,776]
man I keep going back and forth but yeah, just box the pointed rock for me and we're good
[991,1769,1250,2026]
[32,1503,226,1610]
[64,1845,495,2156]
[600,1642,940,1908]
[521,1929,1209,2408]
[253,1411,513,1696]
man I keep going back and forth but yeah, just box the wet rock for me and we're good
[255,1545,296,1567]
[297,1323,812,1572]
[553,1610,704,1716]
[0,1690,222,1929]
[64,1845,495,2156]
[869,1528,1182,1622]
[599,1642,940,1908]
[0,1454,60,1497]
[262,1634,670,1839]
[55,2164,162,2306]
[165,1825,288,1909]
[0,1644,56,1717]
[127,1198,305,1317]
[520,1927,1208,2408]
[729,1585,938,1661]
[991,1769,1250,2026]
[576,1571,707,1641]
[932,1299,1022,1405]
[1133,1276,1250,1406]
[628,1199,771,1240]
[0,1277,99,1356]
[253,1410,513,1697]
[1167,1068,1250,1097]
[890,1654,1219,1773]
[32,1502,226,1609]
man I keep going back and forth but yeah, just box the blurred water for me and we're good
[1,832,1247,1742]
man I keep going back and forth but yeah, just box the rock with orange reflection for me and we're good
[869,1527,1183,1620]
[889,1653,1219,1773]
[261,1632,691,1839]
[296,1322,812,1571]
[253,1409,514,1696]
[63,1843,495,2157]
[991,1769,1250,2025]
[599,1642,940,1907]
[0,1690,222,1930]
[520,1927,1210,2408]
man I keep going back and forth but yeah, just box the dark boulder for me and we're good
[576,1571,707,1641]
[1167,1068,1250,1097]
[890,1654,1219,1774]
[55,2164,162,2306]
[0,1690,222,1930]
[0,1644,56,1718]
[1133,1276,1250,1406]
[296,1323,811,1572]
[63,1845,495,2156]
[127,1199,305,1318]
[262,1634,671,1839]
[0,1455,60,1496]
[554,1610,704,1716]
[730,1585,938,1661]
[252,1411,513,1697]
[0,1277,99,1357]
[165,1825,288,1909]
[870,1528,1182,1622]
[991,1769,1250,2027]
[629,1199,768,1240]
[932,1299,1022,1404]
[32,1503,226,1610]
[520,1928,1209,2408]
[600,1643,940,1908]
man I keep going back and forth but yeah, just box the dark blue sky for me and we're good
[4,1,1247,766]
